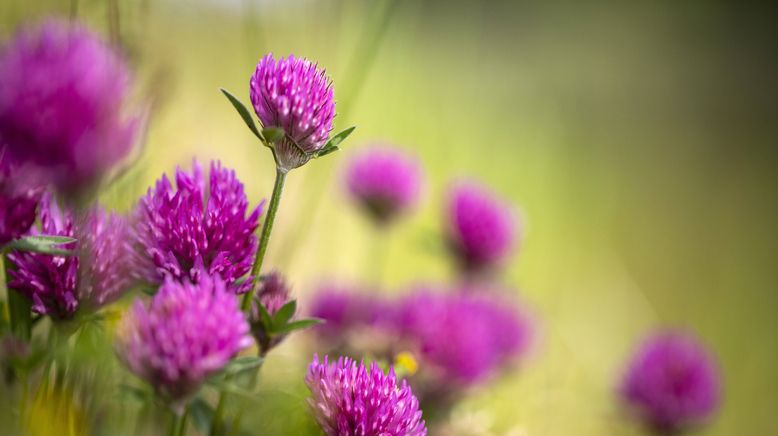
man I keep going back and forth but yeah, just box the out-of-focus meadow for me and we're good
[2,0,777,434]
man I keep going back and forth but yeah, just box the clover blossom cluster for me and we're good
[132,160,262,292]
[0,13,729,436]
[116,274,253,402]
[7,194,132,319]
[305,355,427,436]
[0,19,138,195]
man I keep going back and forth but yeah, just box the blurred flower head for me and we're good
[0,19,139,196]
[132,160,262,293]
[308,284,394,345]
[8,194,133,319]
[621,331,721,433]
[250,53,335,171]
[0,156,42,246]
[344,145,423,224]
[250,272,293,355]
[446,182,518,274]
[396,289,533,388]
[116,274,252,403]
[305,355,427,436]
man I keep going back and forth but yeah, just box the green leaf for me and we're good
[5,235,76,255]
[324,126,356,149]
[220,88,264,141]
[257,301,273,330]
[5,235,76,256]
[314,145,339,158]
[274,318,323,334]
[188,397,214,432]
[272,300,297,330]
[224,356,265,376]
[262,127,285,144]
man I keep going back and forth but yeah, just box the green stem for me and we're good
[171,407,188,436]
[3,254,31,341]
[241,167,287,312]
[210,393,227,436]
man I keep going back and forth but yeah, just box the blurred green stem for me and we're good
[171,407,188,436]
[210,394,227,436]
[242,168,287,312]
[3,254,31,341]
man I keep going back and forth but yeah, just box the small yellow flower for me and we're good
[394,351,419,377]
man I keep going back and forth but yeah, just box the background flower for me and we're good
[0,19,138,195]
[621,332,721,433]
[116,274,253,403]
[395,288,533,387]
[132,160,262,292]
[446,182,518,274]
[7,194,133,319]
[305,355,426,436]
[344,145,423,224]
[250,53,335,170]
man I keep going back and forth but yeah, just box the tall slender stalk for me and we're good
[241,167,287,312]
[274,0,400,270]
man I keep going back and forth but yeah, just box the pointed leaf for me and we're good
[5,235,76,255]
[262,127,285,144]
[220,88,264,141]
[257,301,273,330]
[323,126,356,149]
[314,145,339,159]
[189,397,215,432]
[275,318,324,334]
[225,356,265,375]
[272,300,297,330]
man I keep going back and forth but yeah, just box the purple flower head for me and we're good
[305,355,427,436]
[0,19,139,195]
[7,194,133,319]
[621,332,721,433]
[250,53,335,171]
[345,145,423,224]
[0,156,42,246]
[250,272,293,355]
[446,182,518,274]
[116,274,253,403]
[396,289,532,387]
[133,160,263,293]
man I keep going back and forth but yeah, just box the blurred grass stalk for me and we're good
[275,0,400,269]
